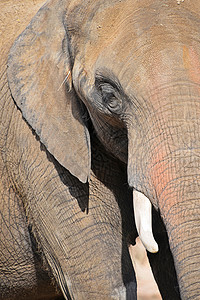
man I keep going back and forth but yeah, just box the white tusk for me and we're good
[133,190,159,253]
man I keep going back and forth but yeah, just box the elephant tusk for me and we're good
[133,190,159,253]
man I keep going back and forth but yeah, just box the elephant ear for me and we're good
[7,1,90,183]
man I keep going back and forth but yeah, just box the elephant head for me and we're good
[7,0,200,299]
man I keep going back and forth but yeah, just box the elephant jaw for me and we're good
[133,190,158,253]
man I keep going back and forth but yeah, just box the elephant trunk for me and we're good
[154,170,200,300]
[128,86,200,299]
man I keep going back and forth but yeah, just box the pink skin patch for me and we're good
[183,45,200,94]
[149,143,175,210]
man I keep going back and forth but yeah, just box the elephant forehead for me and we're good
[67,0,200,73]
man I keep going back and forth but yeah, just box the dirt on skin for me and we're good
[0,0,45,58]
[130,238,162,300]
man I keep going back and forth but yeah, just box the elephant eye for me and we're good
[103,93,121,112]
[100,84,122,113]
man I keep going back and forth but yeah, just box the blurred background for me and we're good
[130,238,162,300]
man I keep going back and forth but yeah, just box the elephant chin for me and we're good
[133,190,158,253]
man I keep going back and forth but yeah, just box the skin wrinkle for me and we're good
[0,89,28,266]
[143,88,200,198]
[0,185,37,290]
[1,60,63,300]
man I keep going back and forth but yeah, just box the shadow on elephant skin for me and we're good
[90,133,138,299]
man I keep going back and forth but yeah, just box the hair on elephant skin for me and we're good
[1,0,200,299]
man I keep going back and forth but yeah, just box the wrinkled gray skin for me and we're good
[1,0,200,299]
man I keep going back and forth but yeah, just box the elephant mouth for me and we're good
[133,190,158,253]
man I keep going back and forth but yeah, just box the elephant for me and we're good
[1,0,200,299]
